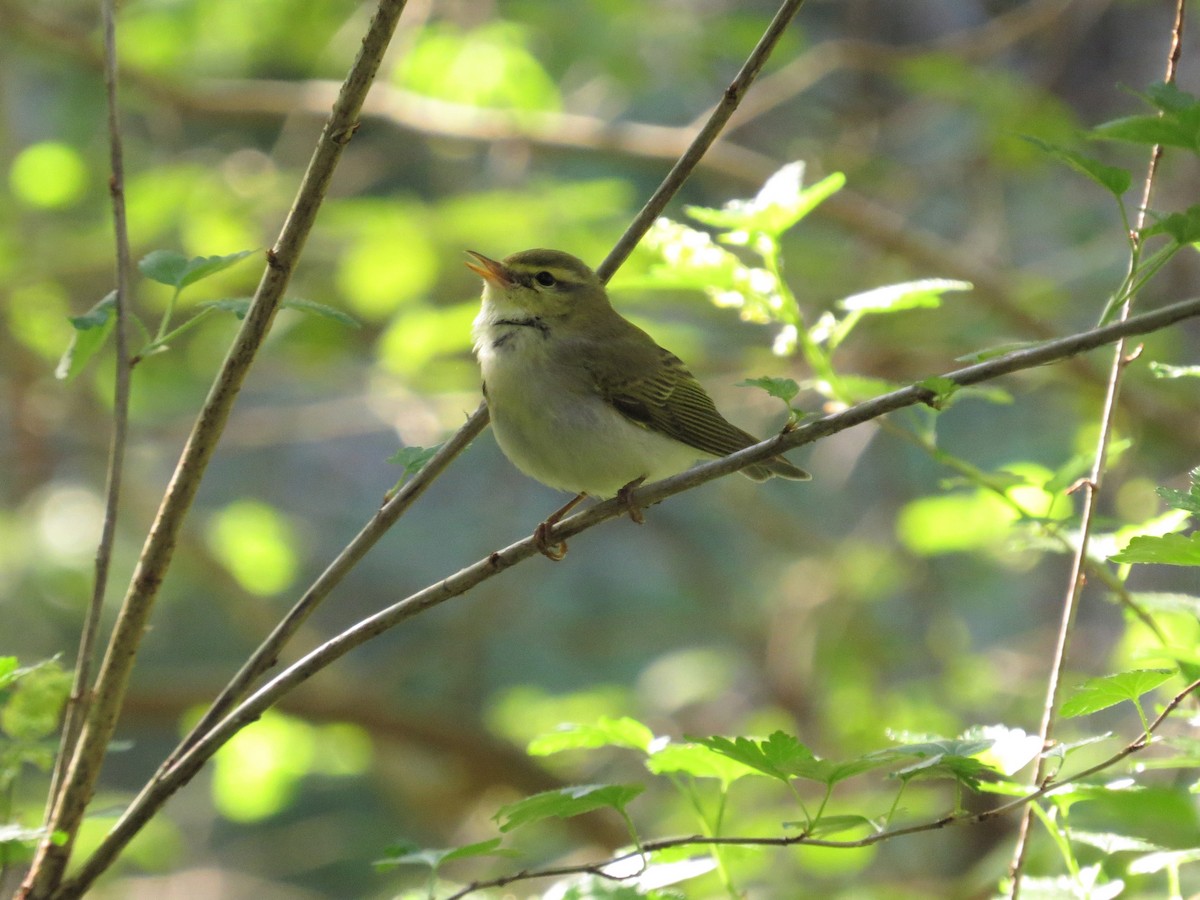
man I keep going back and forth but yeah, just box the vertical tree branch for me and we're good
[596,0,809,281]
[1006,2,1186,895]
[44,0,133,816]
[18,2,411,897]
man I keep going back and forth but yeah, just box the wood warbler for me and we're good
[469,248,809,559]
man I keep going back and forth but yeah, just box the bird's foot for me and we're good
[534,521,568,561]
[617,476,647,525]
[533,492,587,561]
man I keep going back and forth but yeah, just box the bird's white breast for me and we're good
[474,313,705,498]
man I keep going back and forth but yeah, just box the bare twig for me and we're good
[17,3,412,898]
[1007,2,1187,895]
[59,292,1200,898]
[443,676,1200,899]
[167,401,489,763]
[44,0,133,817]
[597,0,809,281]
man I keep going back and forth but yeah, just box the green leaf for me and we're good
[1021,137,1132,196]
[386,444,442,477]
[1111,533,1200,566]
[1128,847,1200,875]
[139,249,257,289]
[789,814,878,838]
[955,340,1041,364]
[56,291,117,381]
[201,298,253,319]
[374,837,515,871]
[1142,206,1200,245]
[528,716,656,755]
[1150,362,1200,379]
[1156,474,1200,515]
[839,279,972,314]
[738,376,799,405]
[493,784,644,833]
[1,659,70,740]
[1060,669,1175,718]
[916,375,960,410]
[281,297,360,328]
[645,742,760,788]
[692,731,886,785]
[685,163,845,241]
[1091,114,1200,151]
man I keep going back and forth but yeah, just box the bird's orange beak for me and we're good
[465,250,512,286]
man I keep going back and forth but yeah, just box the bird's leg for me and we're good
[617,476,647,524]
[534,492,586,561]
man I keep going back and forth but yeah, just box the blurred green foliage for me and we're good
[3,0,1200,898]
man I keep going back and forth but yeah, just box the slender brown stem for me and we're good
[167,402,488,764]
[57,291,1200,899]
[596,0,809,282]
[18,3,412,898]
[44,0,133,817]
[1006,3,1186,895]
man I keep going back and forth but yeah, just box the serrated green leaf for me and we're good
[1091,114,1200,151]
[1021,137,1132,196]
[387,444,442,477]
[1061,669,1175,718]
[839,279,972,314]
[738,376,799,405]
[1142,81,1200,115]
[528,716,655,756]
[1111,533,1200,566]
[645,742,759,788]
[693,731,870,785]
[1156,478,1200,515]
[56,292,117,381]
[282,297,360,328]
[493,784,643,833]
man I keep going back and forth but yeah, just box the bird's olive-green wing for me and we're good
[595,346,762,459]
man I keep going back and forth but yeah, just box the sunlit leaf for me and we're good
[1060,669,1175,718]
[528,716,655,756]
[839,279,972,313]
[685,164,844,241]
[645,742,759,788]
[1128,847,1200,875]
[1150,362,1200,379]
[1155,471,1200,515]
[1111,533,1200,566]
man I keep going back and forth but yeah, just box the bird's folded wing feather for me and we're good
[593,346,761,458]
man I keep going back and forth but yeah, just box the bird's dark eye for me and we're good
[534,271,556,287]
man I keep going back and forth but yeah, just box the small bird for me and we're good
[468,248,809,560]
